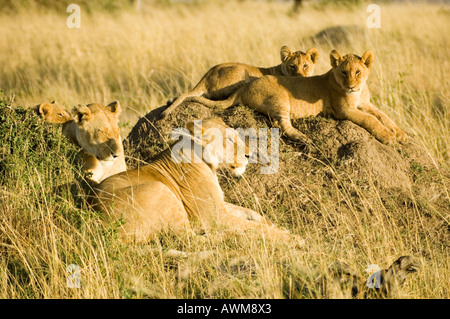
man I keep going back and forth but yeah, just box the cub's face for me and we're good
[330,49,374,95]
[36,101,72,124]
[280,46,319,77]
[72,101,122,164]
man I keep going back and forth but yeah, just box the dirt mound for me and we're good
[124,101,449,243]
[125,101,438,191]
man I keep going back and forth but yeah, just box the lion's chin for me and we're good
[99,157,116,168]
[231,166,246,177]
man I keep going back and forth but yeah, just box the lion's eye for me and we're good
[356,70,361,76]
[289,65,296,70]
[341,71,347,77]
[303,64,308,69]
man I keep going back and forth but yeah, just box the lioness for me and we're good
[65,101,127,184]
[35,101,72,124]
[39,101,127,184]
[93,118,293,243]
[189,50,407,146]
[160,46,319,118]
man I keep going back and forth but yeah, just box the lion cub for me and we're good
[190,49,407,146]
[35,101,72,124]
[160,46,319,118]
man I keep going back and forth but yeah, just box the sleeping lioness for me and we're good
[189,49,407,146]
[160,46,319,118]
[93,118,294,244]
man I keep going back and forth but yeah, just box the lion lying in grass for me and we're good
[189,49,407,146]
[38,102,293,243]
[160,46,319,118]
[93,118,294,244]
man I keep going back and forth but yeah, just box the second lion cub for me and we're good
[160,46,319,118]
[190,49,407,146]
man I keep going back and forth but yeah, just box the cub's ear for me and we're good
[330,49,344,68]
[280,45,292,62]
[361,50,374,69]
[38,102,52,117]
[186,121,195,136]
[306,48,320,64]
[106,101,121,116]
[72,104,92,123]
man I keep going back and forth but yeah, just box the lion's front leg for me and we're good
[82,152,104,184]
[221,203,304,246]
[337,108,396,145]
[276,114,312,148]
[216,210,292,243]
[223,202,274,226]
[359,102,407,143]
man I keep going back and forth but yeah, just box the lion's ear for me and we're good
[186,120,219,144]
[306,48,320,64]
[106,101,121,116]
[280,45,292,62]
[186,120,204,137]
[38,102,52,117]
[361,50,374,69]
[186,121,195,136]
[73,104,92,123]
[330,49,343,68]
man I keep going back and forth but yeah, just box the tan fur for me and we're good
[93,118,293,244]
[62,101,127,184]
[160,46,319,118]
[35,101,72,124]
[190,50,408,146]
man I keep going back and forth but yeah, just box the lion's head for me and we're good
[71,101,123,166]
[183,118,250,177]
[280,46,319,77]
[330,49,374,95]
[36,101,72,124]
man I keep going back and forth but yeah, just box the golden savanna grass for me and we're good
[0,0,449,299]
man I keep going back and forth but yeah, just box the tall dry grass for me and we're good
[0,0,449,299]
[0,1,448,162]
